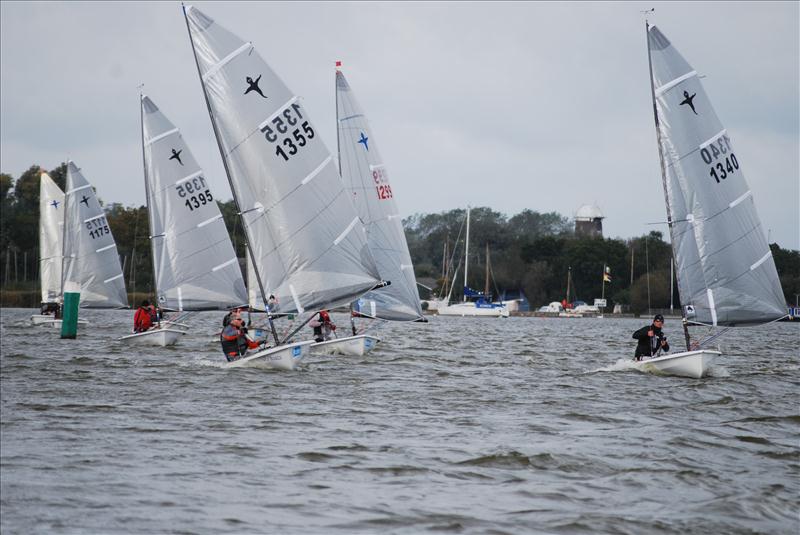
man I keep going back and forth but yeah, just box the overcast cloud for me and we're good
[1,1,798,248]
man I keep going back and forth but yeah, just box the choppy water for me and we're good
[1,307,798,534]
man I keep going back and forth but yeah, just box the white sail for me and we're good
[183,5,380,315]
[335,69,424,321]
[62,161,128,308]
[141,94,247,311]
[647,25,786,326]
[39,172,64,304]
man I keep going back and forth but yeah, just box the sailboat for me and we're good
[30,172,84,327]
[183,5,381,370]
[558,267,583,318]
[635,22,787,378]
[436,207,509,317]
[119,94,249,347]
[310,64,426,356]
[61,161,129,311]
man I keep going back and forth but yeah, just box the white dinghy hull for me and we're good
[310,335,380,356]
[225,341,313,371]
[636,349,720,379]
[31,314,56,325]
[32,316,90,328]
[119,328,186,347]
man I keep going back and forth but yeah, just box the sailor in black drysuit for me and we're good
[632,314,670,360]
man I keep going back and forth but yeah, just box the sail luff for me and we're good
[183,5,380,317]
[59,164,69,302]
[646,21,692,350]
[140,92,161,306]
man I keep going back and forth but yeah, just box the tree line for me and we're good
[2,163,798,312]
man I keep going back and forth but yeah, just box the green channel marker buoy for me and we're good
[60,292,80,339]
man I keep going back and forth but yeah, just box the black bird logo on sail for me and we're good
[680,90,698,115]
[169,148,184,166]
[244,75,268,99]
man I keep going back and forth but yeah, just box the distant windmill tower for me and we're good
[574,203,604,238]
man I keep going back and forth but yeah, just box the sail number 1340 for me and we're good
[700,134,740,184]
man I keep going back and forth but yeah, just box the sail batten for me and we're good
[648,25,786,326]
[184,6,380,315]
[655,70,697,96]
[141,94,247,311]
[336,69,424,321]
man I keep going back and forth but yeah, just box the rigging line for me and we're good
[489,261,502,301]
[447,211,468,292]
[696,326,732,348]
[130,204,139,297]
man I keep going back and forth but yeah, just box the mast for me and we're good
[337,61,357,336]
[335,61,342,177]
[59,160,70,308]
[646,20,691,350]
[441,237,448,300]
[566,267,571,305]
[484,243,490,299]
[463,206,470,302]
[139,91,161,319]
[601,264,606,301]
[182,4,280,345]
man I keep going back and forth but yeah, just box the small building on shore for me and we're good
[575,203,604,238]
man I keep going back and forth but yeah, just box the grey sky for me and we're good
[2,1,798,249]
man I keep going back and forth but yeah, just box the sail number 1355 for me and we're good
[260,103,315,162]
[700,134,740,184]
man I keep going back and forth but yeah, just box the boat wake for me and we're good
[589,358,640,374]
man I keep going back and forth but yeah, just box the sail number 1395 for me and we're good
[259,103,315,162]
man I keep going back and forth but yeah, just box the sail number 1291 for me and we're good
[373,167,393,200]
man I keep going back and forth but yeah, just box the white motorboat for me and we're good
[437,301,509,317]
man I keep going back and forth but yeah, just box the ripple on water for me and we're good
[1,309,798,534]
